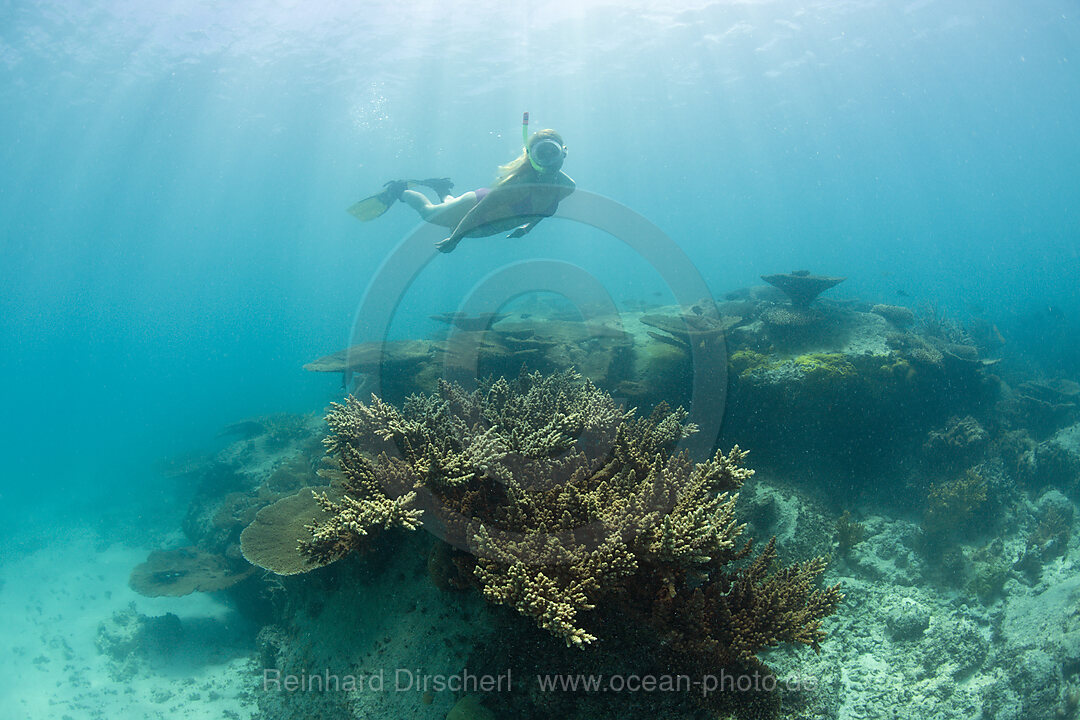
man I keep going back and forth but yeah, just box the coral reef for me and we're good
[265,452,319,493]
[135,286,1080,720]
[729,349,769,376]
[304,292,1003,506]
[251,369,842,686]
[147,286,1080,719]
[179,425,324,566]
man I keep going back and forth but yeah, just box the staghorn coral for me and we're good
[703,537,840,659]
[272,368,840,674]
[641,534,844,697]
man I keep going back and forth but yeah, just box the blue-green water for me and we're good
[1,2,1079,717]
[2,1,1077,514]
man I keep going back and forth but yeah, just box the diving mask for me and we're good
[528,138,566,173]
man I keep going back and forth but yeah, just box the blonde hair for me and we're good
[494,129,565,187]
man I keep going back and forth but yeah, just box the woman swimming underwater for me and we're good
[352,113,575,253]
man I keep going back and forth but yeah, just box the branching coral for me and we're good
[835,510,866,557]
[298,446,423,567]
[707,538,841,658]
[923,468,989,539]
[279,368,841,672]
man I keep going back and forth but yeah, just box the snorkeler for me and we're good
[349,113,575,254]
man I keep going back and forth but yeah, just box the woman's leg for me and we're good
[401,189,477,228]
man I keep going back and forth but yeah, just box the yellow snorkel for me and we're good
[522,111,543,172]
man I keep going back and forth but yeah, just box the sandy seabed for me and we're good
[0,525,257,720]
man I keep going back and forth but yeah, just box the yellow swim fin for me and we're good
[347,194,391,221]
[347,181,405,221]
[347,179,453,222]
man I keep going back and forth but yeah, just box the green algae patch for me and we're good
[791,352,857,379]
[730,349,769,377]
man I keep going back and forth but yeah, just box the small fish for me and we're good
[895,288,911,298]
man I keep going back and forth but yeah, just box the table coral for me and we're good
[760,271,846,308]
[129,547,253,597]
